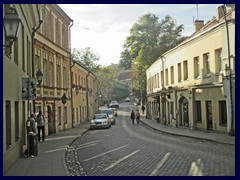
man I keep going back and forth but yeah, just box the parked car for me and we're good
[125,97,131,102]
[111,108,117,116]
[90,113,111,130]
[109,101,119,108]
[99,108,116,125]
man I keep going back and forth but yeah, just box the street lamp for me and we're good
[36,68,43,85]
[61,93,67,131]
[3,6,20,50]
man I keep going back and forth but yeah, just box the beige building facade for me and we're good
[3,4,42,173]
[3,4,100,173]
[71,60,100,126]
[34,4,73,134]
[146,5,235,135]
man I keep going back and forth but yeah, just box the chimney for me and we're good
[194,20,204,32]
[216,6,225,20]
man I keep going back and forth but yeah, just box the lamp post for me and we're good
[3,6,20,52]
[61,93,67,131]
[221,5,234,136]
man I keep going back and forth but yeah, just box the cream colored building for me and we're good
[146,5,235,135]
[34,4,73,134]
[3,4,42,173]
[71,60,100,126]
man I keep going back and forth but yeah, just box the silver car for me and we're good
[99,108,116,125]
[90,113,111,130]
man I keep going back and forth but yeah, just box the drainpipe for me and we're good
[86,72,90,121]
[32,4,43,113]
[68,20,74,128]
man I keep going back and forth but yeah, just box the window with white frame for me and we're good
[178,62,182,82]
[215,49,222,73]
[170,66,174,84]
[204,53,210,75]
[194,56,200,78]
[165,69,169,86]
[183,60,188,80]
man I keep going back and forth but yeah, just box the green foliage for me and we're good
[72,47,100,72]
[119,13,186,98]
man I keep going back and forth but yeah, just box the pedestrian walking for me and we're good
[36,110,45,142]
[130,110,135,125]
[136,110,140,125]
[141,105,146,114]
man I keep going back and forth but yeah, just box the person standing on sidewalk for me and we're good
[136,110,140,125]
[130,110,135,125]
[141,105,146,114]
[36,110,45,142]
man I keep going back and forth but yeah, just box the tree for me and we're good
[72,47,100,72]
[119,13,186,99]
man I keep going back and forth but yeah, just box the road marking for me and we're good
[45,148,65,153]
[188,159,203,176]
[76,143,97,149]
[103,150,139,171]
[82,144,129,162]
[78,140,101,147]
[149,152,170,176]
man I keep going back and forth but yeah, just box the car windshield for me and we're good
[94,114,107,119]
[100,109,113,114]
[111,101,118,104]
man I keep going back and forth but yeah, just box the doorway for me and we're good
[206,101,213,130]
[180,97,189,127]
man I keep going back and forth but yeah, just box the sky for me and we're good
[58,4,222,66]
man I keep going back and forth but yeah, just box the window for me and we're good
[170,66,174,84]
[165,69,169,86]
[22,25,25,72]
[43,59,47,86]
[58,107,61,125]
[27,36,31,76]
[48,12,54,41]
[161,71,164,87]
[204,53,210,75]
[63,67,67,88]
[15,102,19,142]
[57,65,61,88]
[49,62,53,87]
[157,73,159,88]
[14,38,18,65]
[55,18,60,45]
[183,60,188,80]
[178,63,182,82]
[195,101,202,122]
[219,101,227,125]
[215,49,222,73]
[35,55,40,77]
[42,7,47,36]
[194,56,200,78]
[6,101,11,149]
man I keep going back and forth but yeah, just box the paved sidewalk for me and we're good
[140,116,235,145]
[4,123,90,176]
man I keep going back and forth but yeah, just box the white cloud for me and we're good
[59,4,222,66]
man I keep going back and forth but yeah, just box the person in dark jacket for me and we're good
[130,110,135,125]
[141,105,146,114]
[36,110,45,142]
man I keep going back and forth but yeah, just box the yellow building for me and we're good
[3,4,42,173]
[34,4,73,134]
[146,5,235,135]
[71,60,100,126]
